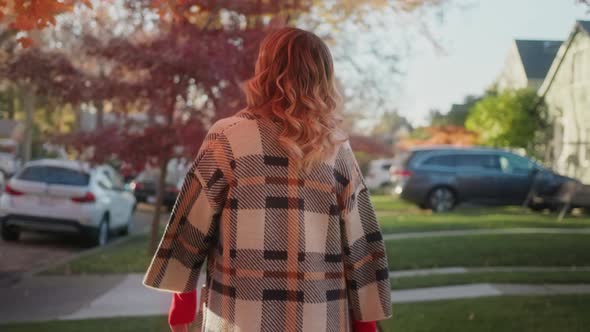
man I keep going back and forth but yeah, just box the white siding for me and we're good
[496,42,530,91]
[544,31,590,183]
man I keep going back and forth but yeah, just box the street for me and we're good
[0,204,168,287]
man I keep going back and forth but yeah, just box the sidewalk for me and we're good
[382,227,590,240]
[390,266,590,278]
[2,273,590,324]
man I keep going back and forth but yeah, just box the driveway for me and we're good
[0,204,167,287]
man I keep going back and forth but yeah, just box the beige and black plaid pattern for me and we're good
[144,110,392,331]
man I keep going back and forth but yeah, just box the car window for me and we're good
[499,154,534,174]
[137,170,180,185]
[423,154,456,167]
[102,169,124,189]
[456,154,500,171]
[18,166,90,186]
[97,174,114,190]
[406,150,437,168]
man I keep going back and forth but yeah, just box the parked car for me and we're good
[365,158,395,190]
[391,147,578,212]
[0,159,136,246]
[0,138,21,177]
[130,170,182,211]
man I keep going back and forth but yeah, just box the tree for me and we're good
[465,89,549,158]
[429,94,481,126]
[56,2,313,253]
[2,0,452,254]
[397,125,478,150]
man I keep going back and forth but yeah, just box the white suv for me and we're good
[0,159,136,246]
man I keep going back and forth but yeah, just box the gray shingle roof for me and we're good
[578,20,590,34]
[515,39,562,80]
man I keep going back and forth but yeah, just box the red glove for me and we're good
[353,320,378,332]
[169,289,377,332]
[168,290,197,326]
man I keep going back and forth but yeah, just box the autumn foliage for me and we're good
[396,125,479,151]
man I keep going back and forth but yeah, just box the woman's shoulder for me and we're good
[209,109,257,134]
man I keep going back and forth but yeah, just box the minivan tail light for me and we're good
[393,169,413,177]
[5,184,24,196]
[71,192,96,203]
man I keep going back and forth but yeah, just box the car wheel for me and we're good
[428,187,456,213]
[120,205,136,236]
[528,203,548,212]
[1,224,20,242]
[90,215,110,247]
[166,203,175,212]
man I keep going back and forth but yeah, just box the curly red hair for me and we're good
[244,27,345,172]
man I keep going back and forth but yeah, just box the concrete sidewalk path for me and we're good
[393,283,590,303]
[382,227,590,240]
[390,266,590,278]
[2,273,590,323]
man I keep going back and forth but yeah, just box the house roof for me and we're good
[578,20,590,34]
[514,39,562,80]
[539,21,590,96]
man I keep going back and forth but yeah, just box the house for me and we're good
[539,21,590,184]
[496,39,562,91]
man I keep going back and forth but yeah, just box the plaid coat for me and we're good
[144,109,392,331]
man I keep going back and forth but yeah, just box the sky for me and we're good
[397,0,590,126]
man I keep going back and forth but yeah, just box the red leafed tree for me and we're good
[57,1,311,253]
[349,135,394,157]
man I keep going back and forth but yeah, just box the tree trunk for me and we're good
[22,88,35,162]
[96,100,105,129]
[74,103,83,132]
[148,158,169,255]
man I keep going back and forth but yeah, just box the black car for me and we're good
[391,147,578,212]
[129,171,182,211]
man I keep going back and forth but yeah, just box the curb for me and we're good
[11,208,168,286]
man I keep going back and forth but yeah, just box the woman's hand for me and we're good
[169,290,197,330]
[170,324,191,332]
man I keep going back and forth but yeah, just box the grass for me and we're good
[372,195,590,234]
[386,233,590,270]
[391,270,590,290]
[0,316,169,332]
[45,195,590,275]
[3,296,590,332]
[44,234,153,275]
[380,295,590,332]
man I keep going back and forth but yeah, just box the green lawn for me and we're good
[372,195,590,234]
[381,295,590,332]
[3,296,590,332]
[392,270,590,290]
[45,234,153,275]
[386,233,590,270]
[371,194,419,212]
[46,197,590,275]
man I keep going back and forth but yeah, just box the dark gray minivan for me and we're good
[391,147,577,212]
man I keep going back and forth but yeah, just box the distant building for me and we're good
[539,21,590,184]
[496,39,562,91]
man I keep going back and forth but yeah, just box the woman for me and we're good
[144,27,392,332]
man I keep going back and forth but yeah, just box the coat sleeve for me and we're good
[336,143,392,322]
[143,130,232,293]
